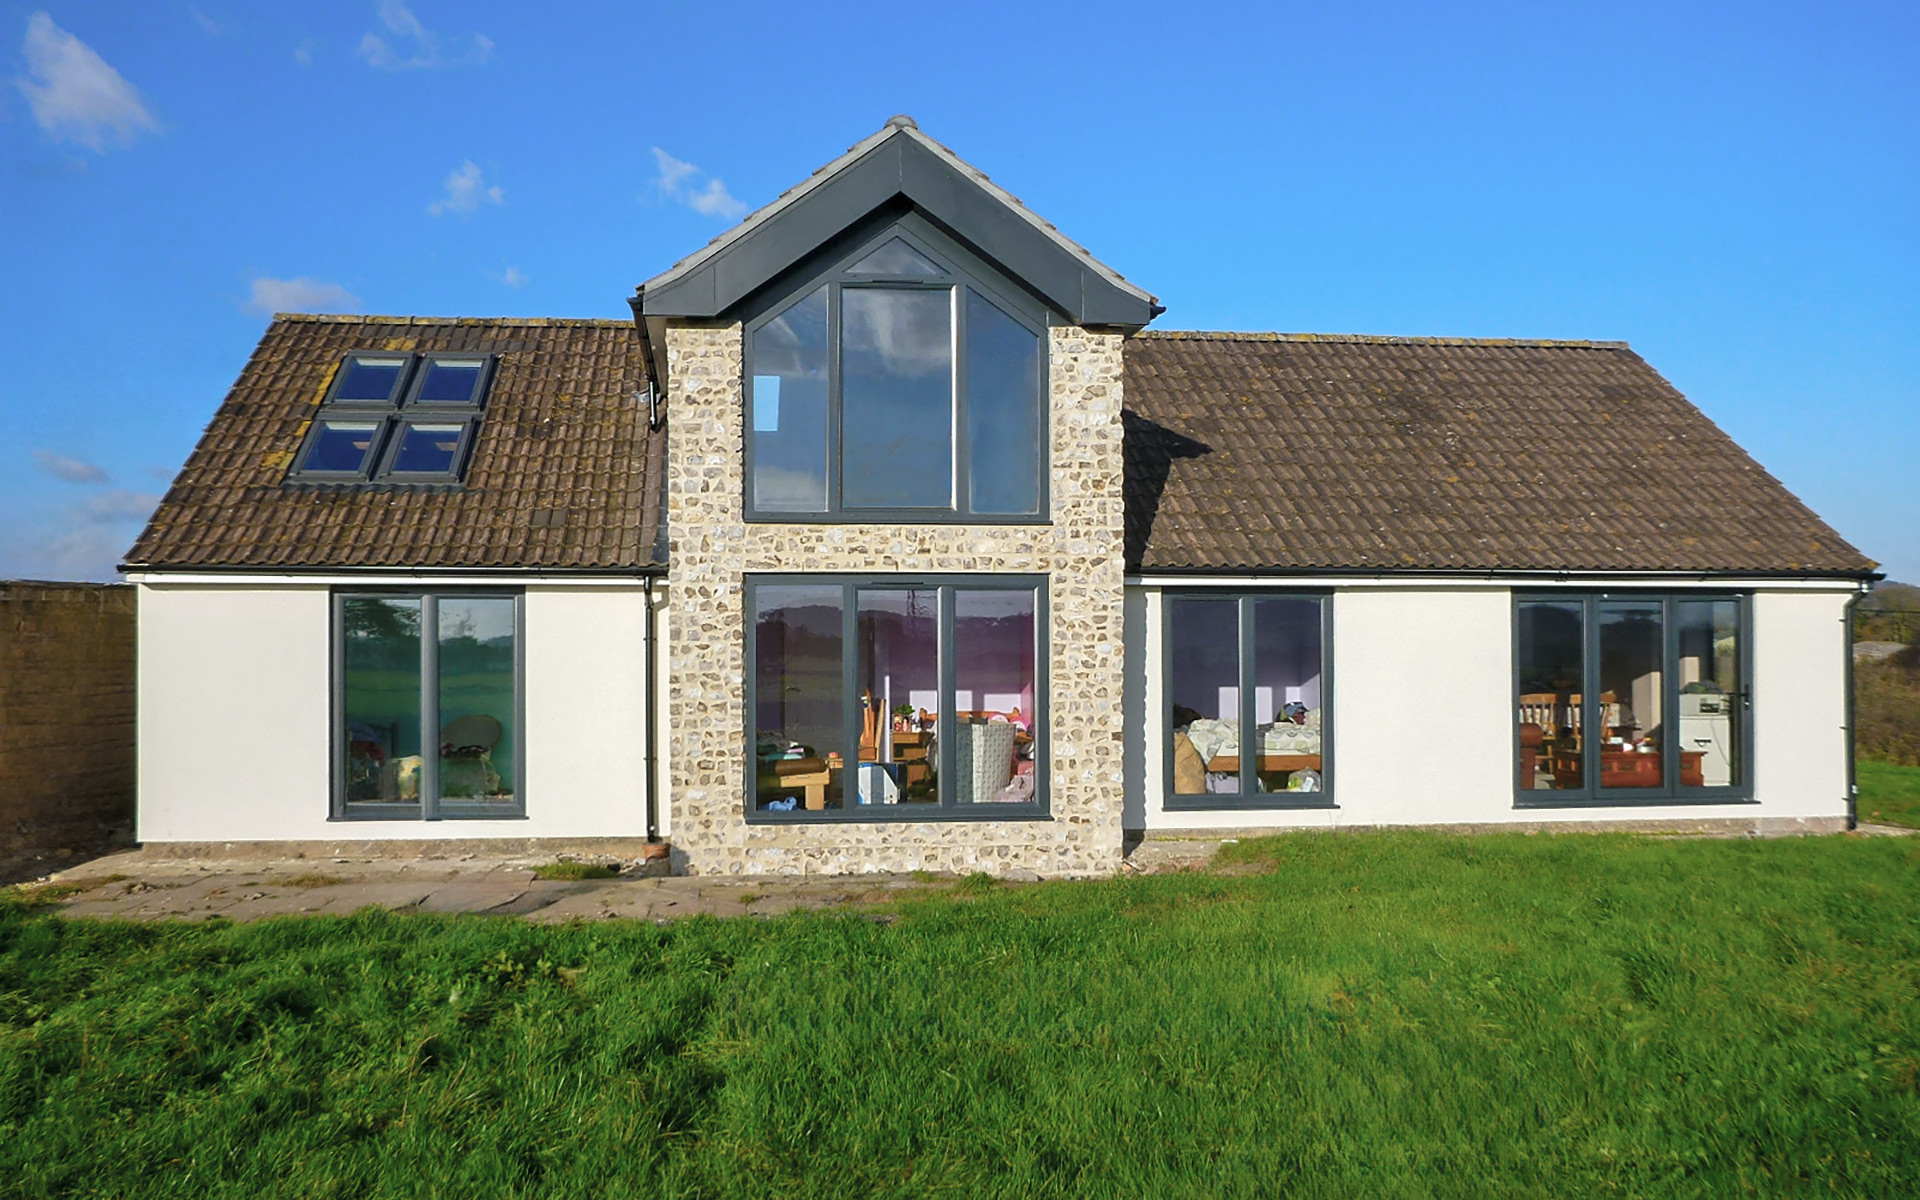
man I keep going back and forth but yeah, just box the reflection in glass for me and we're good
[749,287,830,512]
[847,237,943,277]
[841,287,954,508]
[857,590,939,805]
[438,597,516,804]
[337,357,407,401]
[1516,600,1585,791]
[1168,597,1239,795]
[965,289,1042,515]
[1599,600,1665,789]
[954,589,1036,804]
[417,360,485,403]
[1251,598,1324,793]
[303,421,382,473]
[390,423,463,474]
[753,586,844,811]
[343,597,422,809]
[1676,599,1741,788]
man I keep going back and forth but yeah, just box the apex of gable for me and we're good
[635,119,1159,330]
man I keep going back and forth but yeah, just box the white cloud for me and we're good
[497,266,528,288]
[358,0,492,71]
[0,489,160,582]
[245,276,363,315]
[293,39,314,66]
[188,7,220,35]
[427,160,503,216]
[650,146,748,220]
[13,12,161,151]
[32,449,109,483]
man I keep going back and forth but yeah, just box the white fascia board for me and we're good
[1126,573,1867,593]
[128,570,663,589]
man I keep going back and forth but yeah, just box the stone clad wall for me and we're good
[0,582,136,853]
[665,322,1127,876]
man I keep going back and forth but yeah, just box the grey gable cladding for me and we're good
[1122,331,1876,576]
[636,118,1160,329]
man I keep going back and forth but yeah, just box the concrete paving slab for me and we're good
[416,881,534,915]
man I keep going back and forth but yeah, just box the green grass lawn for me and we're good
[1858,758,1920,829]
[5,832,1919,1198]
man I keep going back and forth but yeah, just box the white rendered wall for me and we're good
[139,583,333,842]
[1133,583,1858,832]
[138,581,656,842]
[520,587,654,837]
[1749,590,1850,819]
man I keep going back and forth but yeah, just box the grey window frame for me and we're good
[287,352,495,485]
[330,589,526,822]
[743,573,1050,824]
[740,213,1052,524]
[1512,591,1755,807]
[1162,590,1336,811]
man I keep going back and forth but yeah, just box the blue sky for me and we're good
[2,0,1915,582]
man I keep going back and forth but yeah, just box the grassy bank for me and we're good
[1858,758,1920,829]
[4,832,1918,1198]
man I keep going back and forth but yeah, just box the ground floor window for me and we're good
[1165,592,1331,807]
[1515,593,1749,803]
[335,592,522,820]
[747,575,1045,821]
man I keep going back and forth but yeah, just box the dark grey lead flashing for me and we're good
[636,125,1160,330]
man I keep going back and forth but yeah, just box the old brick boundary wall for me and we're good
[1,582,136,855]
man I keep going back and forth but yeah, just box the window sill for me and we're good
[1512,794,1757,809]
[1163,797,1338,812]
[743,511,1053,526]
[332,809,528,822]
[745,806,1052,825]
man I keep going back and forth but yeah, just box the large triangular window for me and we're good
[745,219,1047,520]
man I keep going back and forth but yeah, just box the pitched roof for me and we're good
[636,116,1159,328]
[1122,332,1876,576]
[125,315,663,572]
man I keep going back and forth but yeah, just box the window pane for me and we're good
[965,289,1043,515]
[857,590,939,805]
[342,597,422,810]
[416,359,485,403]
[336,357,407,402]
[437,598,516,805]
[303,421,382,474]
[390,423,464,475]
[1251,598,1324,794]
[847,237,943,277]
[841,287,954,508]
[754,586,844,811]
[954,589,1037,804]
[1517,600,1585,791]
[749,287,829,512]
[1676,599,1741,788]
[1599,600,1665,789]
[1168,597,1240,796]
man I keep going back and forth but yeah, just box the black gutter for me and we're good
[121,564,666,577]
[1129,566,1884,583]
[644,574,661,843]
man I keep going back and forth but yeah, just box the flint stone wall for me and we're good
[665,322,1127,876]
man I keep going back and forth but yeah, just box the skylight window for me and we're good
[288,352,495,484]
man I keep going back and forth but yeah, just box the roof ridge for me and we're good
[271,314,635,327]
[1136,330,1631,350]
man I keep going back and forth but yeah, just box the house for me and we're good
[126,117,1879,875]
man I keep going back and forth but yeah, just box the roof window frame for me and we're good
[286,351,496,486]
